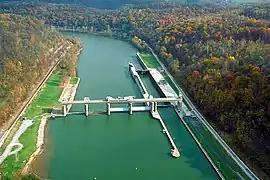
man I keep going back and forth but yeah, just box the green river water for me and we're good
[41,32,219,180]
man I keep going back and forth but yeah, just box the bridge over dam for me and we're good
[54,62,183,158]
[61,96,182,117]
[59,96,182,158]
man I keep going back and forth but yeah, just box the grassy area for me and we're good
[139,51,249,179]
[0,74,63,179]
[185,118,249,179]
[70,77,79,85]
[139,53,179,94]
[140,54,161,68]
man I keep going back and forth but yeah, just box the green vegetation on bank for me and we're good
[0,13,63,127]
[138,50,248,179]
[0,29,81,178]
[186,118,249,179]
[0,40,82,178]
[140,54,160,68]
[0,74,63,179]
[1,1,270,178]
[70,77,79,84]
[26,75,62,118]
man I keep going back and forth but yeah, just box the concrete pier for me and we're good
[84,97,90,116]
[129,63,150,106]
[62,105,67,116]
[128,103,132,114]
[107,103,111,115]
[85,104,89,116]
[128,62,180,158]
[152,111,180,158]
[58,63,182,158]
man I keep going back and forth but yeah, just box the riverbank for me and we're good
[136,51,224,178]
[0,74,63,179]
[57,28,130,42]
[0,41,71,149]
[42,32,219,180]
[19,45,82,177]
[137,48,254,179]
[0,40,82,179]
[22,76,80,175]
[21,115,48,176]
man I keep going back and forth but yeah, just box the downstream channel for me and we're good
[39,32,219,180]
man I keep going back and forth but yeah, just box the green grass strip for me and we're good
[140,53,161,68]
[0,74,63,179]
[185,118,249,179]
[139,51,249,179]
[70,77,79,85]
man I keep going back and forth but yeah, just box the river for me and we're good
[37,32,219,180]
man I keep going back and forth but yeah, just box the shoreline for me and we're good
[137,51,225,179]
[57,28,130,42]
[0,41,71,149]
[21,116,48,175]
[143,45,257,179]
[21,48,82,176]
[0,41,82,178]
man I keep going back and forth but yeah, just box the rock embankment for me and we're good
[21,115,47,175]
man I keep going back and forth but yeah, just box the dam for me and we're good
[36,32,219,180]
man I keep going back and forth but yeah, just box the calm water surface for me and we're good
[44,32,219,180]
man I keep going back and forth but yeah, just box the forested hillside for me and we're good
[0,0,162,9]
[0,13,63,128]
[0,2,270,178]
[241,4,270,20]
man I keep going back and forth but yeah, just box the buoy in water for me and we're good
[93,177,97,180]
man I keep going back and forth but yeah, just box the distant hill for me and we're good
[0,0,162,9]
[1,0,269,9]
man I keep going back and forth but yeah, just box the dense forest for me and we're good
[0,0,163,9]
[0,13,63,130]
[0,1,270,178]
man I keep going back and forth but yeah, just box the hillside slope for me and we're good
[0,2,269,178]
[0,0,162,9]
[0,13,63,128]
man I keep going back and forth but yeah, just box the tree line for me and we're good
[0,13,63,130]
[0,2,270,178]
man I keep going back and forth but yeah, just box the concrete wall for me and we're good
[136,52,148,70]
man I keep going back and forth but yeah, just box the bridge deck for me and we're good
[62,97,180,105]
